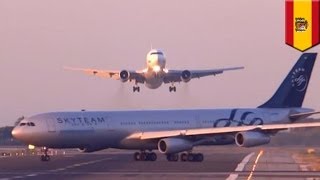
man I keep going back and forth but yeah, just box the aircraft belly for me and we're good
[145,74,163,89]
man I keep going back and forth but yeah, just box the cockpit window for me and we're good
[27,122,35,126]
[150,52,163,55]
[20,122,35,126]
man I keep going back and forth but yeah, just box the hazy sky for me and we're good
[0,0,319,126]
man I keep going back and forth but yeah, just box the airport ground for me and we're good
[1,146,320,180]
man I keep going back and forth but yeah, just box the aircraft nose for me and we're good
[11,127,21,139]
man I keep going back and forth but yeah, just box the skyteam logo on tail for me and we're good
[291,68,308,92]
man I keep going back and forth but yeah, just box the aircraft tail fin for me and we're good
[258,53,317,108]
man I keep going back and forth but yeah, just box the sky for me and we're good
[0,0,319,127]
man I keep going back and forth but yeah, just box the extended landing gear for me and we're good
[166,153,204,162]
[133,151,157,161]
[169,86,176,92]
[133,86,140,92]
[40,147,50,162]
[166,153,179,161]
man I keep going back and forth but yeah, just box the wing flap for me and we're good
[164,67,244,83]
[64,67,120,79]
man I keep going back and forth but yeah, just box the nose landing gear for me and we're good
[40,147,50,162]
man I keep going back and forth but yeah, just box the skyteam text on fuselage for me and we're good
[12,53,320,162]
[64,49,244,92]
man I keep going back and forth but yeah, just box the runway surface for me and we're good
[0,146,320,180]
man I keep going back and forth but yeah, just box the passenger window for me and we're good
[30,122,35,126]
[20,123,26,126]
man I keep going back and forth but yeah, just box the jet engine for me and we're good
[158,138,193,154]
[181,70,192,82]
[120,70,130,82]
[78,146,107,153]
[235,131,271,147]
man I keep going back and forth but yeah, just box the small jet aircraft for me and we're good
[12,53,320,162]
[65,49,244,92]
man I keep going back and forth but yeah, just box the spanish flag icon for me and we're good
[286,0,320,52]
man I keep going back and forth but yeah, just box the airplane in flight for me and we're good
[64,49,244,92]
[12,53,320,162]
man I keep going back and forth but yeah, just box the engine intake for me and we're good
[120,70,130,82]
[181,70,192,82]
[158,138,193,154]
[235,131,270,147]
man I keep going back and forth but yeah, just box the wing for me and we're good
[126,122,320,140]
[64,67,145,84]
[163,67,244,83]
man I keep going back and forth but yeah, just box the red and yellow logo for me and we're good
[286,0,320,51]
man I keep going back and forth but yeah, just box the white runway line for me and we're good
[226,152,255,180]
[6,157,112,180]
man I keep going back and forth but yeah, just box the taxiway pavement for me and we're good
[0,146,319,180]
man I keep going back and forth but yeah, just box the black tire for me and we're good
[45,155,50,161]
[195,153,204,162]
[40,155,46,161]
[187,154,195,162]
[140,153,146,161]
[172,154,179,161]
[149,152,157,161]
[180,153,188,162]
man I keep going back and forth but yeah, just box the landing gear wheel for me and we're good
[133,151,157,161]
[133,86,140,92]
[187,153,195,162]
[166,154,179,162]
[40,147,50,162]
[149,152,157,161]
[195,153,204,162]
[180,153,188,162]
[134,152,140,161]
[179,153,204,162]
[169,86,176,92]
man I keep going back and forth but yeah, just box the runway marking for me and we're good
[49,157,112,172]
[226,152,255,180]
[3,157,113,180]
[247,150,264,180]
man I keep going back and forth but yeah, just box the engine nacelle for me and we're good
[235,131,271,147]
[78,146,107,153]
[158,138,193,154]
[120,70,130,82]
[181,70,192,82]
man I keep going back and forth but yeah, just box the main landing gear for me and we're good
[132,151,204,162]
[133,151,157,161]
[169,85,176,92]
[133,86,140,92]
[40,147,50,162]
[167,153,204,162]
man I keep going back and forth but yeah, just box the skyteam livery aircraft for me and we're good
[64,49,243,92]
[12,53,320,162]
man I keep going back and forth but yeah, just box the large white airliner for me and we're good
[12,53,320,162]
[65,49,244,92]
